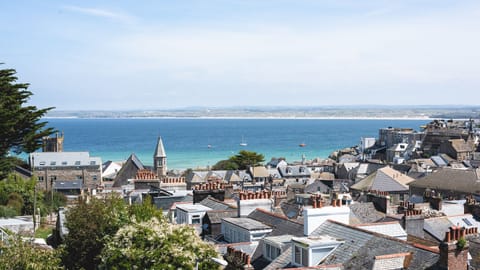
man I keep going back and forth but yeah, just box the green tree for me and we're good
[0,174,44,216]
[61,195,129,270]
[0,66,54,178]
[0,235,62,269]
[213,150,265,170]
[100,218,220,270]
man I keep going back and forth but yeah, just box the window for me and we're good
[39,161,46,166]
[50,176,57,181]
[75,161,81,165]
[265,244,281,260]
[90,161,96,165]
[294,245,308,267]
[76,175,83,180]
[92,175,98,181]
[38,176,44,182]
[50,161,56,166]
[192,214,201,224]
[61,161,67,165]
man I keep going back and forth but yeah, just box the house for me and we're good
[202,210,237,239]
[266,158,288,169]
[101,161,122,181]
[335,162,359,180]
[221,217,272,243]
[439,138,475,162]
[386,143,410,163]
[30,151,102,191]
[278,165,311,180]
[176,203,212,225]
[258,219,447,269]
[351,166,415,203]
[248,208,304,237]
[112,153,145,187]
[409,167,480,199]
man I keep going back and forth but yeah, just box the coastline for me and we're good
[44,116,433,120]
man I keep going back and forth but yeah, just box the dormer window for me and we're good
[62,161,67,165]
[294,245,308,267]
[286,167,292,174]
[50,161,56,166]
[39,161,46,166]
[299,167,305,173]
[265,243,281,261]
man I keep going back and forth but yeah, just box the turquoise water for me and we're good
[44,118,428,169]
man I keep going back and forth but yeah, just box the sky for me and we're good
[1,1,480,110]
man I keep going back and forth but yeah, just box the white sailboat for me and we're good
[240,136,248,146]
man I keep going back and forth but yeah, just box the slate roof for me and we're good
[450,138,475,153]
[30,151,101,167]
[53,180,83,190]
[355,222,407,240]
[351,166,414,192]
[424,214,480,242]
[409,167,480,194]
[204,210,237,224]
[278,165,311,178]
[349,202,386,224]
[263,246,292,270]
[247,208,304,237]
[113,153,145,187]
[222,217,272,231]
[199,196,235,211]
[250,166,270,178]
[310,220,439,269]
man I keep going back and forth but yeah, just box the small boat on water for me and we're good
[207,144,212,148]
[240,136,247,146]
[299,142,306,147]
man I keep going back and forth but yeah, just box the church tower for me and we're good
[153,136,167,177]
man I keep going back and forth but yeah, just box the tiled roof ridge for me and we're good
[254,208,303,224]
[204,196,232,206]
[412,243,439,254]
[374,252,412,260]
[354,221,401,227]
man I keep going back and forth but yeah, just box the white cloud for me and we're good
[62,5,134,23]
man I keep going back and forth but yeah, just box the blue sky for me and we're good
[1,1,480,110]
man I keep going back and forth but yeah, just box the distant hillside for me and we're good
[45,106,480,119]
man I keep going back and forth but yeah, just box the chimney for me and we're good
[438,226,470,270]
[226,246,254,270]
[366,190,391,214]
[429,197,442,211]
[401,209,424,238]
[192,181,226,204]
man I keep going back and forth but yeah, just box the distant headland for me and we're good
[45,105,480,119]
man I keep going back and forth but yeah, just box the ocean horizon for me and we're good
[42,118,429,170]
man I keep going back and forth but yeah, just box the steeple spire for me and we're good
[154,136,166,158]
[153,136,167,177]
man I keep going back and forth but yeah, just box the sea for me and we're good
[43,118,429,170]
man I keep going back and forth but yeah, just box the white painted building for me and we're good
[176,204,212,225]
[222,217,272,243]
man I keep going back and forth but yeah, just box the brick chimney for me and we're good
[237,190,273,217]
[225,246,254,270]
[438,226,477,270]
[303,194,350,236]
[192,182,228,204]
[401,209,424,238]
[366,190,391,214]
